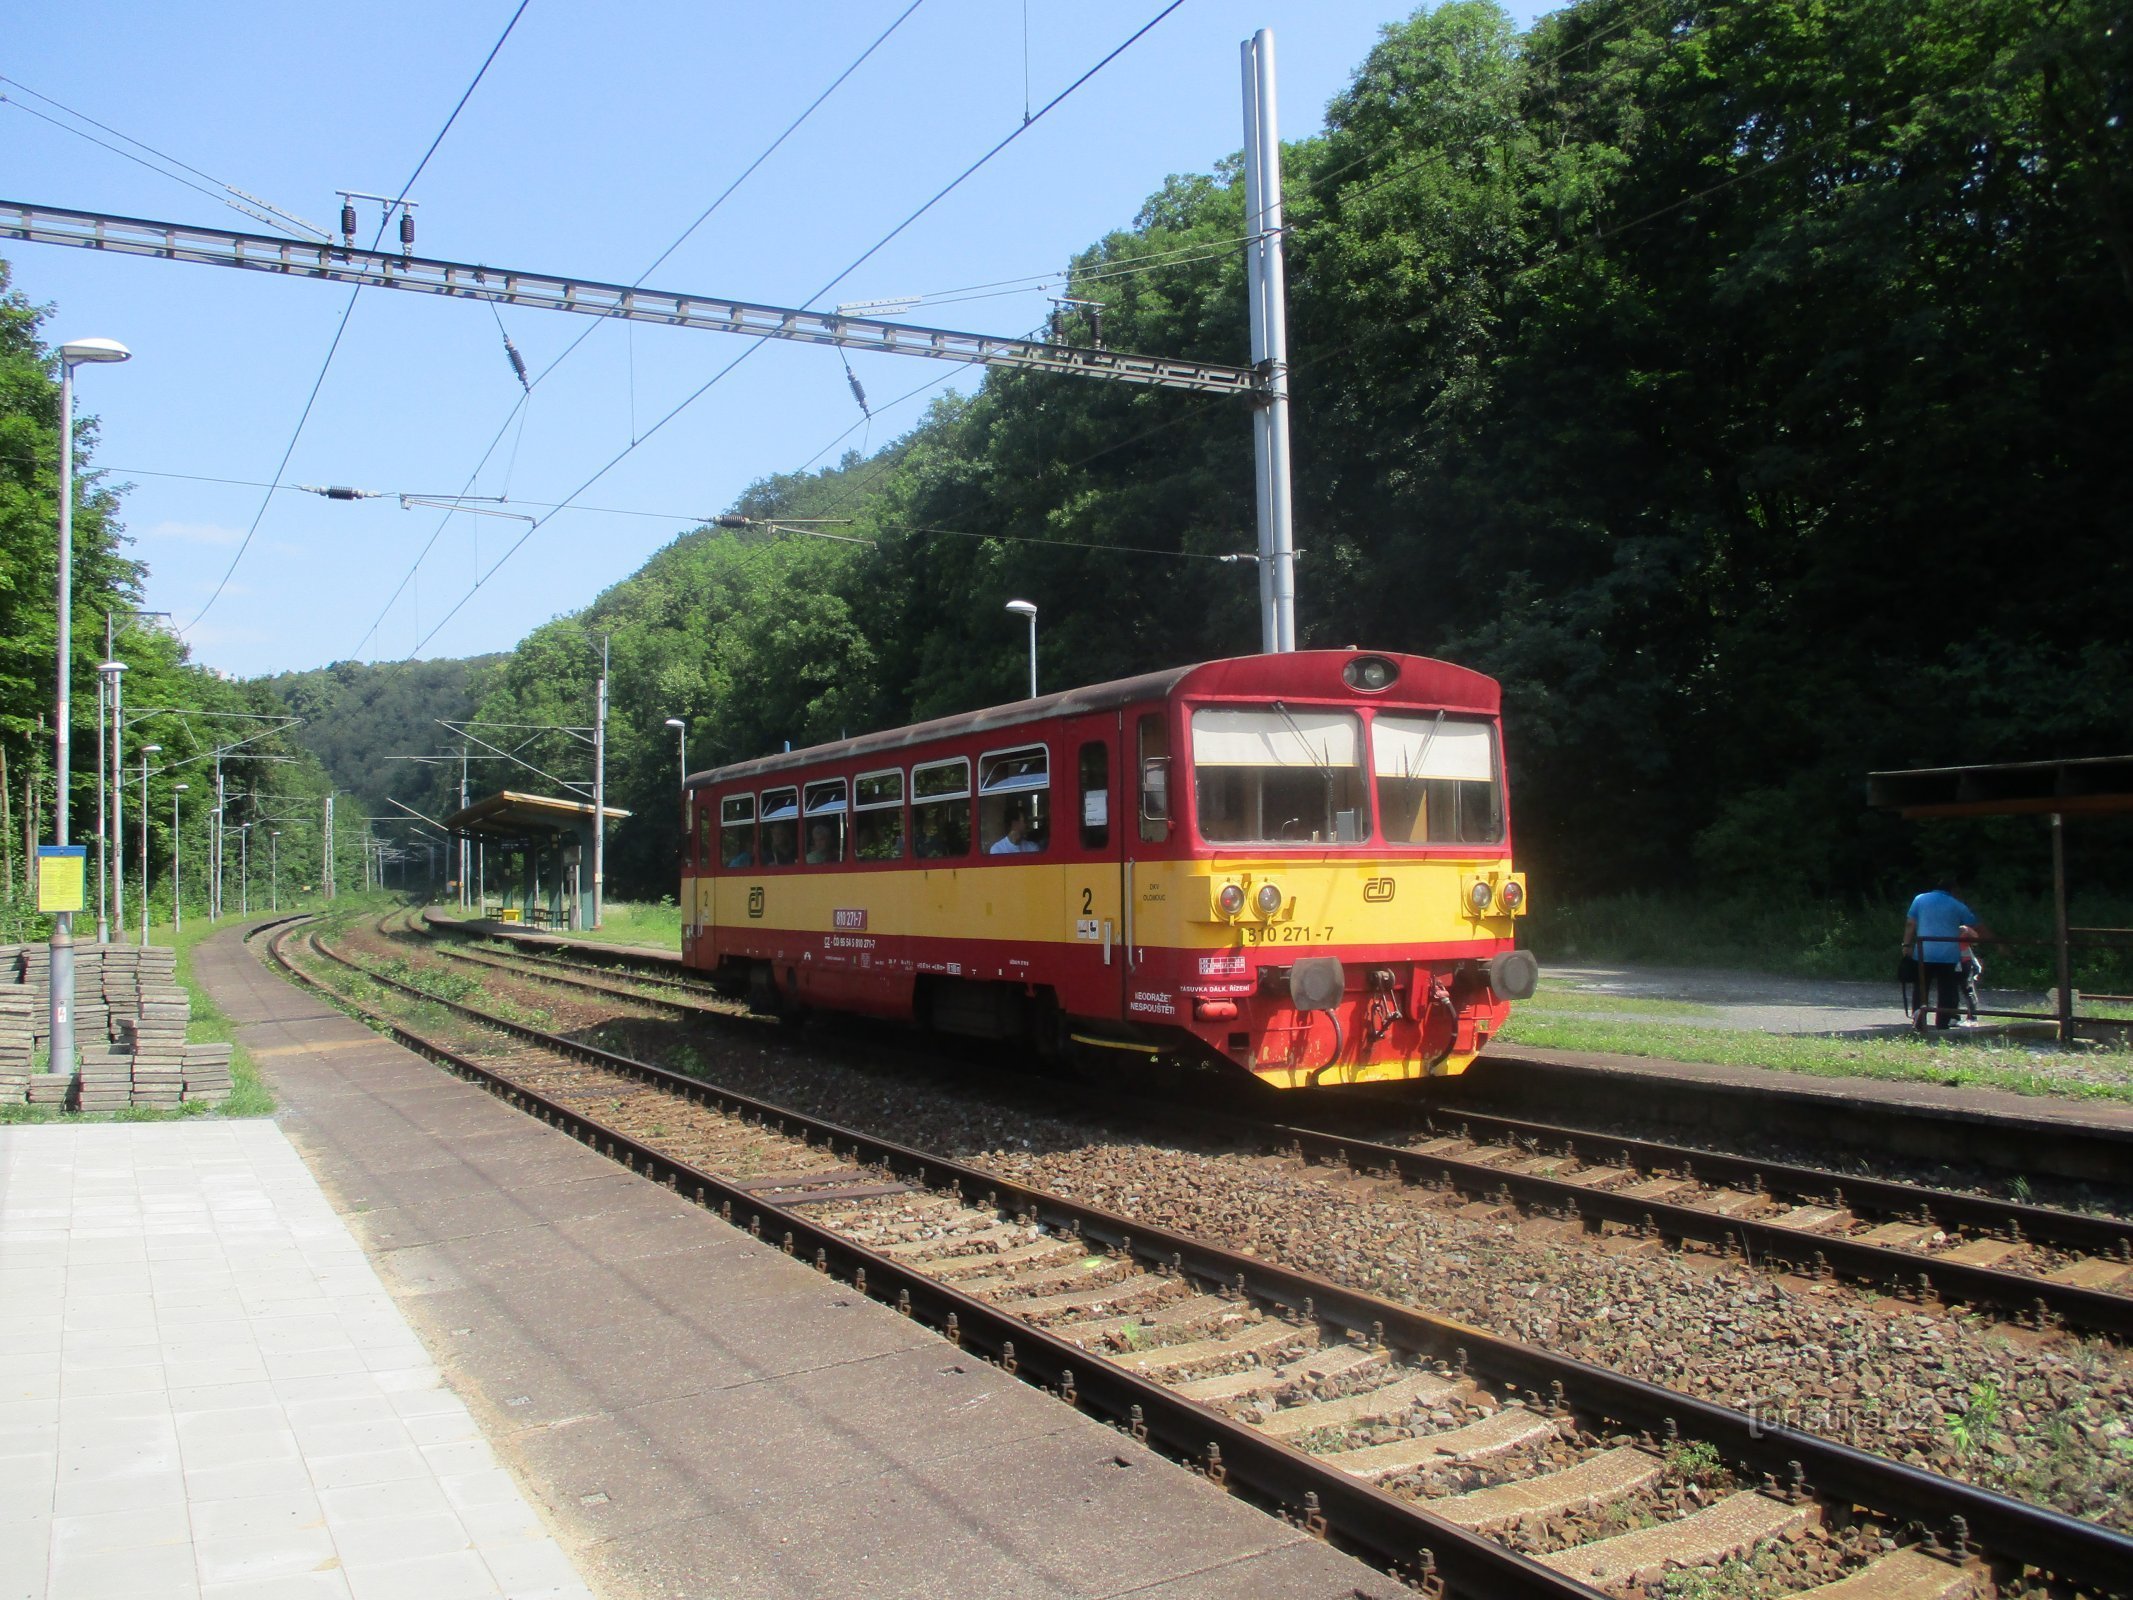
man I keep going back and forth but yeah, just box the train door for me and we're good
[1053,716,1124,1025]
[1122,704,1176,1016]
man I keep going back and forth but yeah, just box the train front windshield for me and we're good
[1191,707,1370,845]
[1191,705,1502,848]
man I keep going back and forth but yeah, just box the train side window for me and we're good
[1137,714,1170,842]
[854,769,905,861]
[760,787,799,866]
[1078,742,1110,849]
[695,798,716,869]
[803,779,848,864]
[978,745,1048,854]
[718,794,755,869]
[911,757,971,859]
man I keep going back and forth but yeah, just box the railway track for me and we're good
[268,914,2132,1600]
[409,914,2133,1341]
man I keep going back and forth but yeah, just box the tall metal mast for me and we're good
[1242,28,1298,653]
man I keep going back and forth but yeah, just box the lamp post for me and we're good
[664,718,688,785]
[137,744,160,944]
[46,335,130,1083]
[94,658,126,943]
[171,783,187,934]
[270,830,280,912]
[1005,600,1038,698]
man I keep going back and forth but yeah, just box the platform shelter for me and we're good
[442,790,630,931]
[1868,755,2133,1042]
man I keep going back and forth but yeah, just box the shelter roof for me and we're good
[1867,756,2133,819]
[443,789,631,837]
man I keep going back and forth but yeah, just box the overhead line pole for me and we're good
[1242,28,1297,653]
[593,637,608,931]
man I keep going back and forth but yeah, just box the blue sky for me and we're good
[7,1,1544,677]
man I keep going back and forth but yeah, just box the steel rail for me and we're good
[414,915,2133,1336]
[1,201,1263,397]
[268,921,1597,1599]
[1148,1104,2133,1341]
[286,919,2133,1594]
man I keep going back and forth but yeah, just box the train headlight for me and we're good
[1217,883,1247,917]
[1255,882,1284,916]
[1468,880,1495,914]
[1498,879,1524,913]
[1342,655,1399,692]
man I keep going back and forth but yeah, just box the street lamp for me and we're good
[270,830,281,912]
[47,335,130,1082]
[1005,599,1038,698]
[664,718,688,786]
[171,784,188,935]
[137,745,160,945]
[94,658,126,943]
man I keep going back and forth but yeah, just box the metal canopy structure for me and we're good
[0,202,1262,399]
[1868,755,2133,1043]
[442,790,630,931]
[1867,755,2133,820]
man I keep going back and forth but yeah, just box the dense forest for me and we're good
[466,0,2133,907]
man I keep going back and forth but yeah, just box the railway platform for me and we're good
[1,1118,590,1600]
[187,921,1391,1600]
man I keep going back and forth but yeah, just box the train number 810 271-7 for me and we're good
[1240,924,1334,945]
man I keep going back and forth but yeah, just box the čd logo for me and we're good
[747,887,765,919]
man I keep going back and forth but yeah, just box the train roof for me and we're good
[686,651,1499,790]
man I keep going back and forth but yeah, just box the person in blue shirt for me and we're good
[1904,875,1979,1031]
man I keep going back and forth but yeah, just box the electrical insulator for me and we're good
[1088,306,1104,349]
[841,355,870,418]
[714,514,750,529]
[502,334,530,392]
[399,210,415,254]
[341,202,357,242]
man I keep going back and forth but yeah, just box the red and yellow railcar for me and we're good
[680,650,1535,1086]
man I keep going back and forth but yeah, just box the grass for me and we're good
[427,895,682,951]
[1523,889,2133,992]
[1516,988,1725,1020]
[1497,1001,2133,1104]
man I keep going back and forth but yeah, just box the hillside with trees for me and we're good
[464,0,2132,913]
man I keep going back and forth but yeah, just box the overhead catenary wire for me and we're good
[399,0,1187,661]
[182,0,532,637]
[345,0,930,661]
[0,75,330,240]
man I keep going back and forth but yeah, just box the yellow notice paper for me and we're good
[36,847,86,913]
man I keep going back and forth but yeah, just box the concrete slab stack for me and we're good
[0,987,32,1102]
[181,1039,233,1101]
[75,1043,135,1111]
[0,939,229,1110]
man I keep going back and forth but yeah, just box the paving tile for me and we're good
[329,1509,473,1567]
[193,1523,339,1587]
[316,1475,456,1526]
[46,1531,201,1598]
[189,1489,327,1544]
[341,1547,498,1600]
[199,1572,354,1600]
[303,1446,429,1493]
